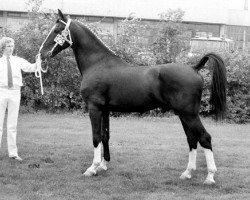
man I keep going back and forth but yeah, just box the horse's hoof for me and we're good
[203,178,215,185]
[180,172,191,180]
[180,174,191,180]
[83,169,96,177]
[96,165,107,172]
[102,165,107,170]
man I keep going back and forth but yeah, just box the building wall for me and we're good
[0,11,30,32]
[226,25,250,51]
[0,9,250,52]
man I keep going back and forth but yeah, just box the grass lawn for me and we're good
[0,113,249,200]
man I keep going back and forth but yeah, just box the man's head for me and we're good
[0,37,15,56]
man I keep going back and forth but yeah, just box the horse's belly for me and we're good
[108,103,157,112]
[108,92,158,112]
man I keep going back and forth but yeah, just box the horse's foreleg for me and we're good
[96,110,110,172]
[83,108,102,176]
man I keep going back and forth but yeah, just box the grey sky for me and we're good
[229,0,248,9]
[39,0,248,11]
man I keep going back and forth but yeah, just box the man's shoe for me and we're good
[10,156,23,162]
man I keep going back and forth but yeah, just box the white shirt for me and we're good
[0,55,37,87]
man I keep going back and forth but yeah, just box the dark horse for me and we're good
[40,10,226,185]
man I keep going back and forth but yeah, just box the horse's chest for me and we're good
[80,86,92,99]
[80,79,107,103]
[81,84,98,96]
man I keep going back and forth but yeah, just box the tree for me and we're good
[109,17,157,66]
[152,9,189,64]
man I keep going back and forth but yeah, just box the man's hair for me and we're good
[0,37,15,52]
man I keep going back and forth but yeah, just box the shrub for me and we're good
[224,51,250,123]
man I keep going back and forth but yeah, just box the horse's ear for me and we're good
[58,9,67,22]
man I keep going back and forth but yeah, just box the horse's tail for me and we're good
[193,53,227,120]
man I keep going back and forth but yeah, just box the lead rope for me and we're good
[35,54,47,95]
[34,24,56,95]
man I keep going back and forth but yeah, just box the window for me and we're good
[88,16,102,22]
[7,12,21,17]
[183,23,220,37]
[20,12,28,17]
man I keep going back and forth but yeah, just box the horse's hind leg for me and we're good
[96,110,110,172]
[179,115,217,184]
[179,117,198,180]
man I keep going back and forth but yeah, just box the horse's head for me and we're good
[40,9,73,61]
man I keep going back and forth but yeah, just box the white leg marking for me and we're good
[93,142,102,164]
[180,149,197,180]
[187,149,197,170]
[203,148,217,185]
[96,157,108,172]
[84,143,102,176]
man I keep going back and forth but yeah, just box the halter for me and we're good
[48,18,73,56]
[35,18,72,95]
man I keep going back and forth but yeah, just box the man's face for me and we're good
[3,42,15,56]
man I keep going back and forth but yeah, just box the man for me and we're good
[0,37,37,162]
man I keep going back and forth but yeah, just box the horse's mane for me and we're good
[74,20,117,56]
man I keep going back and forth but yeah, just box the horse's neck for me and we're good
[73,44,112,74]
[71,28,117,73]
[71,24,129,74]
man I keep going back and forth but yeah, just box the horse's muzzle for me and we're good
[40,51,51,62]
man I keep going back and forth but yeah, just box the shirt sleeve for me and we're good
[19,57,37,73]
